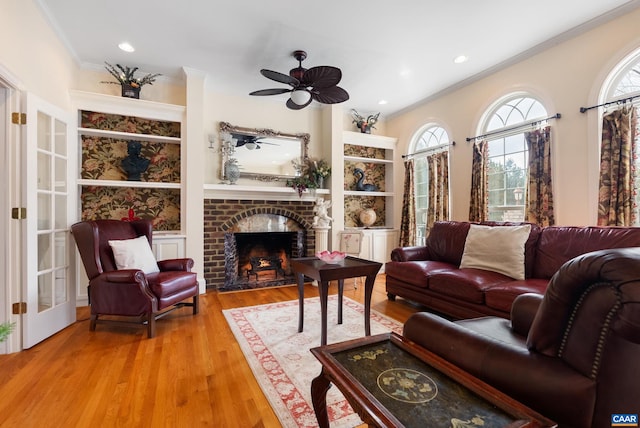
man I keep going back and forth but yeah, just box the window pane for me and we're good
[484,96,547,222]
[412,125,450,234]
[613,63,640,97]
[504,135,526,154]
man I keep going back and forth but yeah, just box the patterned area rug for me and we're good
[223,296,404,428]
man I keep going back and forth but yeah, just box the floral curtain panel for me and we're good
[469,141,488,222]
[426,151,449,230]
[399,158,416,247]
[597,107,638,226]
[525,126,555,226]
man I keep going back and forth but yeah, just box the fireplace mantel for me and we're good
[203,184,329,201]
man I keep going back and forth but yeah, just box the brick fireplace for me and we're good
[203,199,316,290]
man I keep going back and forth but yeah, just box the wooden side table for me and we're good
[291,256,382,346]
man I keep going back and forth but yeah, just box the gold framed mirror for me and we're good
[219,122,310,182]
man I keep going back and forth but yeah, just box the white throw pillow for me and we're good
[459,224,531,280]
[108,235,160,274]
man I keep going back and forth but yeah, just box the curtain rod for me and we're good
[579,94,640,113]
[402,142,455,159]
[465,113,561,143]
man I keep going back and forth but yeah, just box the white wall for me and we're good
[0,0,77,108]
[387,7,640,226]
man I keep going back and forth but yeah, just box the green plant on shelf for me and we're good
[102,62,161,89]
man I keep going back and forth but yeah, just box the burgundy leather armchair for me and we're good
[403,247,640,427]
[71,219,199,338]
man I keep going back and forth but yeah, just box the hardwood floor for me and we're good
[0,275,422,427]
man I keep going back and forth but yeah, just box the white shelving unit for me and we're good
[331,130,399,270]
[342,130,397,228]
[71,90,186,231]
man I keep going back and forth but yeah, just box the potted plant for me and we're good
[102,62,161,99]
[0,321,15,343]
[309,158,331,189]
[287,157,331,196]
[351,109,380,134]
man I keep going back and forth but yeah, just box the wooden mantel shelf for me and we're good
[203,184,329,201]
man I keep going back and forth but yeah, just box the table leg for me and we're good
[364,274,375,336]
[297,272,305,333]
[311,369,332,428]
[319,280,329,346]
[337,278,344,325]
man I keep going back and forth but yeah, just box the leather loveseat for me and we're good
[386,221,640,319]
[402,247,640,427]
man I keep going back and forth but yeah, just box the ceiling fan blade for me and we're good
[286,97,313,110]
[249,88,292,96]
[312,86,350,104]
[302,66,342,88]
[260,69,299,86]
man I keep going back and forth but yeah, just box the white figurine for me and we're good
[312,197,333,228]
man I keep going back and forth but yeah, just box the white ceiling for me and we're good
[37,0,640,117]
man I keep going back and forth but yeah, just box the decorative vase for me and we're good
[121,84,140,99]
[225,160,240,184]
[360,123,371,134]
[316,176,324,189]
[359,208,377,228]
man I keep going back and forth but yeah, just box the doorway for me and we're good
[0,74,20,354]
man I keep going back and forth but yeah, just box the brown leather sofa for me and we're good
[72,219,199,338]
[386,221,640,319]
[402,247,640,427]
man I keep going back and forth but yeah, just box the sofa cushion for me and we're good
[533,226,640,278]
[460,224,531,280]
[384,260,455,288]
[428,268,514,303]
[481,221,541,278]
[425,221,471,265]
[484,279,549,313]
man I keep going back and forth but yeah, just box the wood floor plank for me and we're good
[0,275,420,427]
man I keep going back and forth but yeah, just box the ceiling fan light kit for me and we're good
[290,89,312,106]
[250,50,349,110]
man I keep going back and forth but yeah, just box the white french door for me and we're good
[22,93,75,348]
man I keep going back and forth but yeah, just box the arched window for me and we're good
[601,50,640,225]
[412,125,450,245]
[481,96,547,221]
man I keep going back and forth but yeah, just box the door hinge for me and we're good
[12,302,27,315]
[11,112,26,125]
[11,207,26,219]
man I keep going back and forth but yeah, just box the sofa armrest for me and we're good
[391,246,432,261]
[510,293,544,337]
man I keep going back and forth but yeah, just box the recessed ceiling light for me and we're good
[118,42,135,53]
[454,55,468,64]
[399,69,411,78]
[378,100,388,105]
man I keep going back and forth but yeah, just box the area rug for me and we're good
[223,296,404,428]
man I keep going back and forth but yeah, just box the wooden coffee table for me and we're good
[291,256,382,346]
[310,332,557,428]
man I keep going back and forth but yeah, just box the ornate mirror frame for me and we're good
[219,122,310,182]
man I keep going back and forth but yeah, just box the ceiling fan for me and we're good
[249,50,349,110]
[231,133,278,150]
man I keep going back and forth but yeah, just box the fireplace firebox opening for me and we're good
[223,231,304,291]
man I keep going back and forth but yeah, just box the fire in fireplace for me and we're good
[223,231,304,290]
